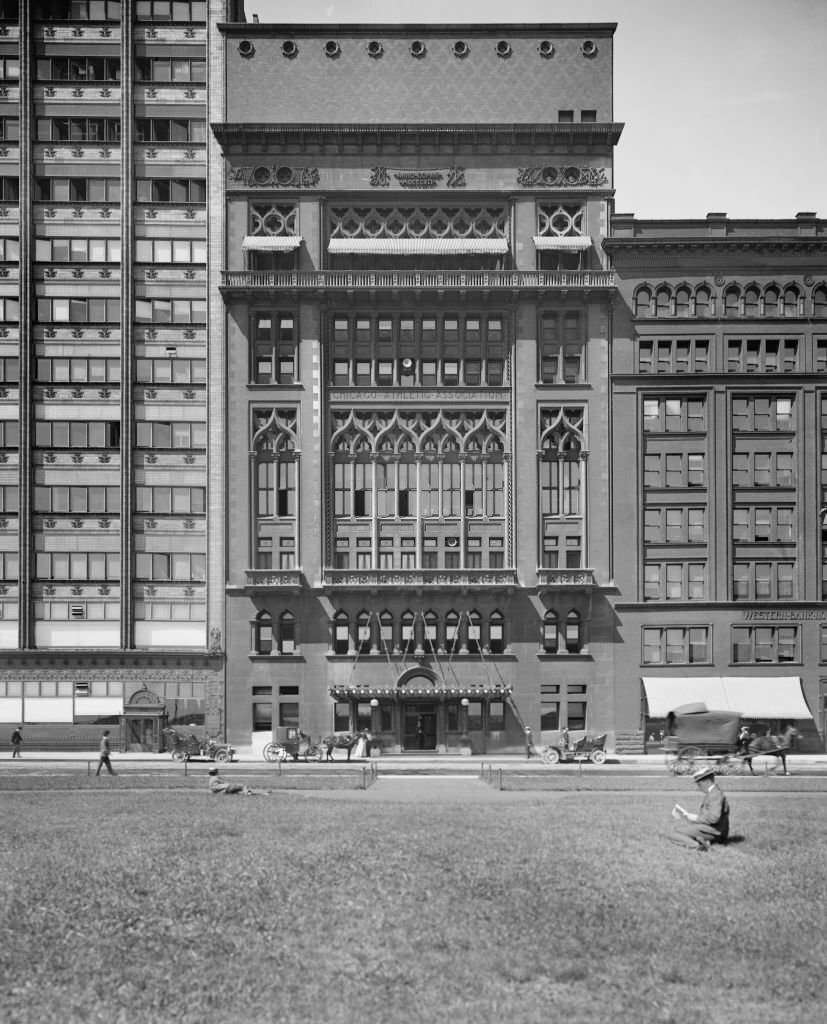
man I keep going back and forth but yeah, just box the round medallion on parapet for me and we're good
[538,40,554,58]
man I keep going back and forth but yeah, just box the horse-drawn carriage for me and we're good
[541,730,608,765]
[262,727,362,763]
[664,705,797,776]
[163,727,235,763]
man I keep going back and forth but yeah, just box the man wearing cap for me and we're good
[670,766,730,851]
[207,766,269,796]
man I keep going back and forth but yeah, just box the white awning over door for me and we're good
[641,676,813,719]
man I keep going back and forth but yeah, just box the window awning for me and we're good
[533,235,593,250]
[242,235,303,251]
[641,676,813,720]
[328,238,509,254]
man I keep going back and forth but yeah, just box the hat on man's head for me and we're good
[693,766,715,783]
[208,766,219,775]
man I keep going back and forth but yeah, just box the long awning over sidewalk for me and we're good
[641,676,813,720]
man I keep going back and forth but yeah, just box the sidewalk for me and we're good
[4,750,827,770]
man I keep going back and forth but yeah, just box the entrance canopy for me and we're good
[330,683,511,701]
[641,676,813,720]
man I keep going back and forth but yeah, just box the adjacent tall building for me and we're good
[1,2,824,753]
[0,0,235,749]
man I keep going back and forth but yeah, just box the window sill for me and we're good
[248,652,304,661]
[537,651,593,661]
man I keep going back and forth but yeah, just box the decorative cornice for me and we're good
[211,122,624,151]
[603,237,827,254]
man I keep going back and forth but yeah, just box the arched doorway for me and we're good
[120,686,167,752]
[397,668,440,751]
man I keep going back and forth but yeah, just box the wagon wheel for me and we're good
[303,746,323,762]
[589,748,606,765]
[676,746,702,774]
[544,747,561,765]
[716,755,735,776]
[262,742,283,763]
[171,749,186,761]
[213,748,230,763]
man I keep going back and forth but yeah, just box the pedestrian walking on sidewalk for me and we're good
[96,730,116,776]
[11,725,22,758]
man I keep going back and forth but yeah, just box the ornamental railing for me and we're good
[536,568,597,587]
[220,269,615,291]
[323,568,519,588]
[244,570,305,588]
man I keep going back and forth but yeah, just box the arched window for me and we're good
[400,609,415,652]
[445,609,459,654]
[694,286,711,318]
[634,286,652,318]
[763,285,780,316]
[543,610,559,653]
[783,286,800,318]
[565,609,582,653]
[724,287,740,317]
[253,611,273,654]
[814,286,827,317]
[379,609,394,652]
[488,609,504,654]
[655,286,672,317]
[467,608,481,654]
[424,609,438,654]
[356,609,372,654]
[675,286,691,317]
[333,610,350,655]
[744,286,760,317]
[279,611,296,654]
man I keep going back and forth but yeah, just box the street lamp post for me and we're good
[460,697,471,756]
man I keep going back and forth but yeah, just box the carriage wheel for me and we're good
[171,750,185,761]
[262,742,283,763]
[716,755,735,775]
[676,747,702,774]
[213,748,230,763]
[544,747,561,764]
[589,749,606,765]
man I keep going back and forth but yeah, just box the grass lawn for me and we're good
[1,784,825,1024]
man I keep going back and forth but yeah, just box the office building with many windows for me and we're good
[0,2,824,754]
[0,0,237,750]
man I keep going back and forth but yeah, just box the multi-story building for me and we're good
[1,2,823,754]
[0,0,241,750]
[606,214,827,750]
[215,19,625,755]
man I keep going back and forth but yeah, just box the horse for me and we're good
[746,723,799,775]
[320,732,360,762]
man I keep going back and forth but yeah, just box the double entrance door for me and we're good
[402,702,437,751]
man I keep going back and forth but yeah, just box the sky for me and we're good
[239,0,827,220]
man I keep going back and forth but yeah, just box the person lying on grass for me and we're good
[208,766,269,796]
[669,766,730,852]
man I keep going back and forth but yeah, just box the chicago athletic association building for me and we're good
[1,0,824,753]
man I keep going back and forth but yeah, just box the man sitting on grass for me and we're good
[208,766,269,796]
[669,766,730,852]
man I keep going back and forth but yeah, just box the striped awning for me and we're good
[242,235,303,251]
[532,235,593,250]
[328,238,509,254]
[641,676,813,720]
